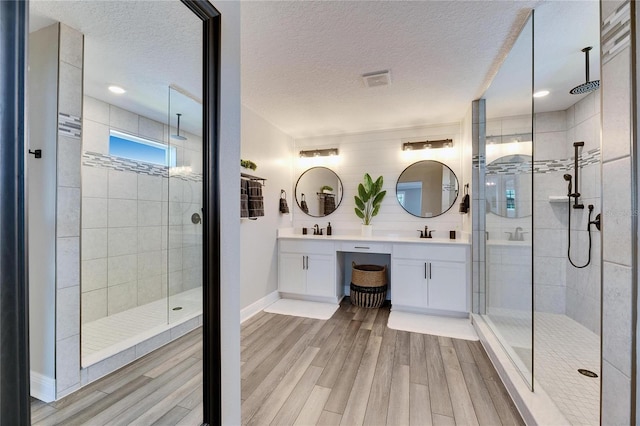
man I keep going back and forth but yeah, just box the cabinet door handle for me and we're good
[424,262,427,279]
[305,256,308,270]
[354,246,370,249]
[303,256,305,270]
[429,262,432,279]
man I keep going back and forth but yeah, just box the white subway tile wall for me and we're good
[599,1,632,422]
[80,96,203,324]
[55,24,84,398]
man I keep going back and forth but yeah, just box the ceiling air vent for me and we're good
[362,70,391,88]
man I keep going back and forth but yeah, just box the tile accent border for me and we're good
[483,148,600,175]
[82,151,203,182]
[58,112,81,139]
[602,0,631,65]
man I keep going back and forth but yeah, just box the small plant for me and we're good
[240,159,257,171]
[321,185,333,192]
[354,173,386,225]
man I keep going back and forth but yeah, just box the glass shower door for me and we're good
[482,14,534,387]
[167,86,203,324]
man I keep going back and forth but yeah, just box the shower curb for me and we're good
[471,314,568,426]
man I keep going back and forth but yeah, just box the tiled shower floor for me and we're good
[487,312,600,425]
[81,288,202,367]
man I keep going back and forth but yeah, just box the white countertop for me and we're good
[486,240,531,247]
[277,228,470,245]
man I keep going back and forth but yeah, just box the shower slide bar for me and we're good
[563,140,602,268]
[570,141,584,209]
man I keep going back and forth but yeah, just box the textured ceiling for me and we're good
[29,1,599,140]
[241,0,542,138]
[486,1,601,119]
[29,1,203,135]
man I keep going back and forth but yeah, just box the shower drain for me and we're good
[578,369,598,378]
[172,306,183,311]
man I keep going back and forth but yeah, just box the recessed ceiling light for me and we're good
[108,85,126,94]
[533,90,549,98]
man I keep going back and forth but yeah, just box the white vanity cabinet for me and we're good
[278,239,338,302]
[277,232,470,313]
[391,243,469,315]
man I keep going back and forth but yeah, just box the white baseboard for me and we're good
[31,371,55,403]
[241,291,280,323]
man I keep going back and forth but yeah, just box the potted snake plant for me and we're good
[354,173,386,236]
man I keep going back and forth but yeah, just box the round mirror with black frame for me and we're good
[396,160,459,218]
[486,154,532,218]
[295,166,343,217]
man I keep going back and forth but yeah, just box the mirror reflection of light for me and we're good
[486,141,532,163]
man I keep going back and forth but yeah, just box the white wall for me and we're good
[28,23,59,400]
[217,1,242,423]
[292,123,464,238]
[240,105,294,309]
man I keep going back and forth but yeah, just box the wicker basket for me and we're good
[350,262,388,308]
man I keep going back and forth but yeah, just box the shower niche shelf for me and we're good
[548,196,568,203]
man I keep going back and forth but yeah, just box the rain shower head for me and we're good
[171,113,188,141]
[569,47,600,95]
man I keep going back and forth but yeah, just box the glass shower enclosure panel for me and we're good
[482,14,534,387]
[167,86,203,324]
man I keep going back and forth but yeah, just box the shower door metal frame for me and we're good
[0,0,30,423]
[180,1,222,425]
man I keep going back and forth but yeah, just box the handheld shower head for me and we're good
[563,174,573,196]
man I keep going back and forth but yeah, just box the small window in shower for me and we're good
[109,130,176,167]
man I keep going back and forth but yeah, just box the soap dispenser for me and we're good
[327,222,332,236]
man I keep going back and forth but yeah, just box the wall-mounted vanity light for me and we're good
[299,148,339,158]
[402,138,453,151]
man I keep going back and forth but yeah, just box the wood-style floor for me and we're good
[30,330,204,426]
[31,300,524,425]
[241,301,523,426]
